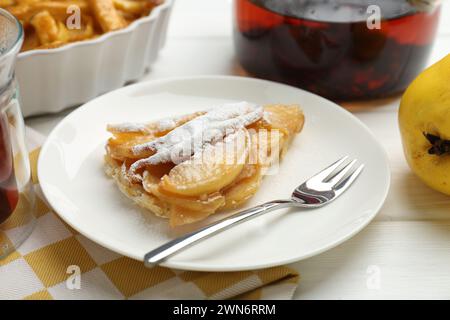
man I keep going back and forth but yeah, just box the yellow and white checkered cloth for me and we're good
[0,128,299,300]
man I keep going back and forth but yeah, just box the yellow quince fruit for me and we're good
[399,54,450,195]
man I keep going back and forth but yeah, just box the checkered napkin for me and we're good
[0,128,299,300]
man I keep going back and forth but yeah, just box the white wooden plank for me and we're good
[438,1,450,35]
[291,221,450,299]
[429,34,450,63]
[168,0,232,38]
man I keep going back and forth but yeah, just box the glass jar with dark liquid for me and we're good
[233,0,441,100]
[0,8,35,260]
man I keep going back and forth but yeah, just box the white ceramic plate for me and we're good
[38,76,390,272]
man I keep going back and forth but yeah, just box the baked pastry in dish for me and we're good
[2,0,163,51]
[104,102,305,226]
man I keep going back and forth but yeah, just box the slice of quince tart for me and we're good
[104,102,304,227]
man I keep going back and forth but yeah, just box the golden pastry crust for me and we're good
[104,154,169,218]
[89,0,126,32]
[105,104,305,227]
[2,0,164,51]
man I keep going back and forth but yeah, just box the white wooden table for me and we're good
[26,0,450,299]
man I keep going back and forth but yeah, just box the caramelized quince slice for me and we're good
[261,104,305,136]
[222,166,262,210]
[143,176,225,213]
[107,133,156,160]
[169,206,215,227]
[159,129,249,197]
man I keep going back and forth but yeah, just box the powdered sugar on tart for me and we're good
[128,102,263,178]
[107,112,206,135]
[107,123,150,134]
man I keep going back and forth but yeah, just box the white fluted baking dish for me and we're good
[16,0,174,117]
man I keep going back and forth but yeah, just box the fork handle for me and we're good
[144,200,293,267]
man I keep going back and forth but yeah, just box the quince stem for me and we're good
[424,132,450,156]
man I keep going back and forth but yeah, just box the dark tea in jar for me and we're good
[0,8,35,260]
[0,113,18,225]
[233,0,441,100]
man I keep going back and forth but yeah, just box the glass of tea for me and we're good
[0,8,36,260]
[233,0,441,101]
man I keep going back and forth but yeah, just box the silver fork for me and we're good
[144,156,364,267]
